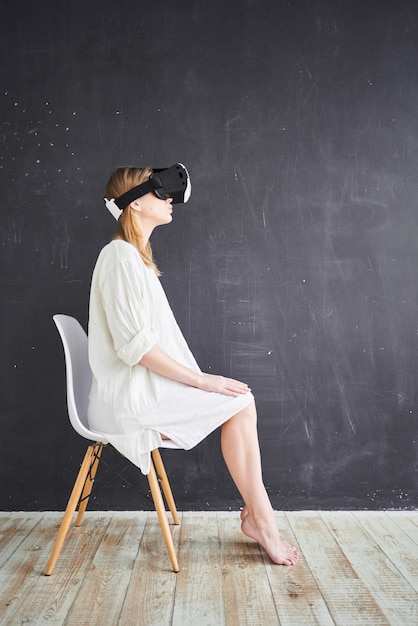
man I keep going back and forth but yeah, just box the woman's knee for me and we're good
[245,400,257,423]
[227,400,257,427]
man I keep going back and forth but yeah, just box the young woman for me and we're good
[88,166,299,566]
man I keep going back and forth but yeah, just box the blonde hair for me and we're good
[106,166,160,275]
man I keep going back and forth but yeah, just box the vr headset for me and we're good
[104,163,191,220]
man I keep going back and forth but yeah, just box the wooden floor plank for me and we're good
[287,511,390,625]
[321,511,418,626]
[353,511,418,592]
[64,512,148,626]
[0,512,114,625]
[386,511,418,546]
[262,512,335,625]
[172,512,226,626]
[0,513,42,568]
[217,511,280,626]
[118,511,180,626]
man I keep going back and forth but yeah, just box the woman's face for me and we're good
[132,192,173,227]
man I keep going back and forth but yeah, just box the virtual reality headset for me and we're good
[104,163,191,220]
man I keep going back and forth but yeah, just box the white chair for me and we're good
[45,314,181,575]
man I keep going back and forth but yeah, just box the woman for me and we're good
[88,166,299,566]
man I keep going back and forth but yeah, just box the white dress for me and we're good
[88,240,254,474]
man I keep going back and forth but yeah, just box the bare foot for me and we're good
[241,514,299,566]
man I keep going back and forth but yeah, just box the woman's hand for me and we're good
[196,373,251,397]
[140,345,250,397]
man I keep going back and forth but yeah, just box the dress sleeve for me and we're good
[100,258,159,366]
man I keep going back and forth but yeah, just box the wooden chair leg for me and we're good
[147,459,179,573]
[151,448,179,525]
[45,444,97,576]
[75,443,103,526]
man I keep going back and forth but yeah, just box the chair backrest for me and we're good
[53,314,107,443]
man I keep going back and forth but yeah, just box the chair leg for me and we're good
[151,448,180,525]
[75,443,103,527]
[45,444,98,576]
[147,459,179,573]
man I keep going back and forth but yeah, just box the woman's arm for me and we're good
[139,344,250,397]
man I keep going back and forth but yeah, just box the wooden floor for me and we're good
[0,511,417,625]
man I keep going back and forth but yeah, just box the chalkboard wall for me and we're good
[1,0,417,511]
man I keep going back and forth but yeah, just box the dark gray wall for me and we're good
[1,0,417,511]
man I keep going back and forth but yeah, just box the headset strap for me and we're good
[113,180,156,209]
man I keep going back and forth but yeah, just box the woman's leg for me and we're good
[221,401,298,565]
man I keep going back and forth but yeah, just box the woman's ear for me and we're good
[130,198,141,212]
